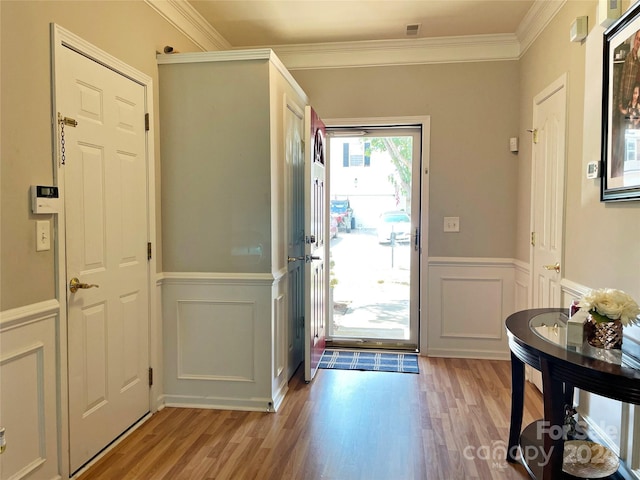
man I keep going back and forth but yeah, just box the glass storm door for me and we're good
[326,126,421,350]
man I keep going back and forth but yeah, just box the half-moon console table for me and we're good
[505,308,640,479]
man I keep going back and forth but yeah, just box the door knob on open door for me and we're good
[543,263,561,273]
[69,277,100,293]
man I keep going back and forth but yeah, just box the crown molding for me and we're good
[149,0,565,68]
[268,34,520,70]
[516,0,567,57]
[145,0,231,51]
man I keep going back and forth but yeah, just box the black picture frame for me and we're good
[602,2,640,201]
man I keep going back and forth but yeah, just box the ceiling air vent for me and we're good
[406,24,421,36]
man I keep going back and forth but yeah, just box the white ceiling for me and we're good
[188,0,536,47]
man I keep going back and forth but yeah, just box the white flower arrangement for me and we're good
[579,288,640,327]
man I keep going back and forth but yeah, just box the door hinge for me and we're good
[147,242,152,260]
[145,113,150,131]
[531,232,536,246]
[148,367,153,387]
[528,128,538,144]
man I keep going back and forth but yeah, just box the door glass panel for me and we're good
[327,128,420,349]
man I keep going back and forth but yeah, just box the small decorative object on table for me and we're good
[578,288,640,349]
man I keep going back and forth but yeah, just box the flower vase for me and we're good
[585,315,623,349]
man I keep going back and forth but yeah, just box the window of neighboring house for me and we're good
[342,141,371,167]
[626,137,637,162]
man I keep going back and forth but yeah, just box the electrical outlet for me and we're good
[444,216,460,232]
[36,220,51,251]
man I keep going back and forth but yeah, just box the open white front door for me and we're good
[304,107,327,382]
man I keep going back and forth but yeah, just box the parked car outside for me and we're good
[377,211,411,244]
[330,215,338,239]
[330,199,353,233]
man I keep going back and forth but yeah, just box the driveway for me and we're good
[329,229,411,340]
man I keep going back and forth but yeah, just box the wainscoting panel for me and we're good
[0,300,61,480]
[274,294,286,379]
[161,273,288,412]
[176,300,256,382]
[440,277,504,339]
[427,258,516,359]
[514,260,530,313]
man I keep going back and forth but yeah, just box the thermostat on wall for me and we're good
[586,161,601,179]
[31,185,60,214]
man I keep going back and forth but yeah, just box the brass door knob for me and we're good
[542,263,560,273]
[69,277,100,293]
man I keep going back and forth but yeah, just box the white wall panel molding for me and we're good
[429,256,516,268]
[176,299,256,382]
[514,260,530,312]
[0,299,59,331]
[0,306,60,480]
[145,0,231,51]
[160,271,279,286]
[426,257,516,360]
[560,278,590,299]
[439,276,505,340]
[274,294,286,378]
[162,275,288,412]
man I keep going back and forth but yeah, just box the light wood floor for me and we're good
[78,356,543,480]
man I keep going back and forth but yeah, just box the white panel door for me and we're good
[58,45,150,472]
[304,107,327,382]
[532,78,567,309]
[529,77,567,393]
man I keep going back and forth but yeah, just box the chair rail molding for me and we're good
[0,298,60,330]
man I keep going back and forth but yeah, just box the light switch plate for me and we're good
[444,216,460,232]
[36,220,50,251]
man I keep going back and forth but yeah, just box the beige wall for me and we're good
[518,0,640,300]
[3,0,639,310]
[292,61,520,258]
[0,1,200,310]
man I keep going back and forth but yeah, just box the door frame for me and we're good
[50,24,158,477]
[323,116,430,352]
[529,74,567,308]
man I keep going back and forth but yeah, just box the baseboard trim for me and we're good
[163,394,278,413]
[426,348,510,361]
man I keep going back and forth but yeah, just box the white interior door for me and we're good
[531,76,567,308]
[529,76,567,392]
[58,45,150,473]
[286,101,305,379]
[304,107,327,382]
